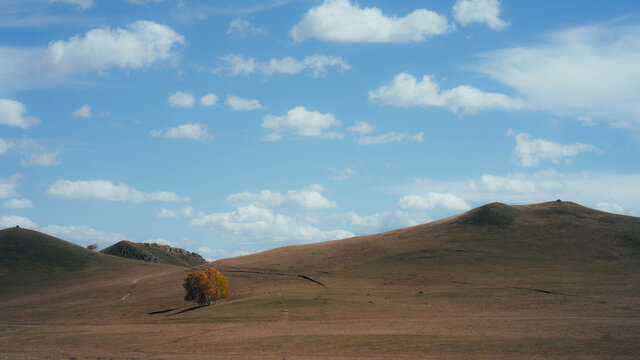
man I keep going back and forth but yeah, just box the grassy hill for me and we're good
[101,240,207,267]
[0,200,638,359]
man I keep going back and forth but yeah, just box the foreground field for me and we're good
[1,201,639,359]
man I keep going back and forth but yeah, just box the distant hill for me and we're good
[101,241,207,267]
[0,227,168,294]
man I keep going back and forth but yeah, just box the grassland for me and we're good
[0,201,638,359]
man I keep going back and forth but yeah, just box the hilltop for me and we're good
[0,200,638,359]
[101,240,207,267]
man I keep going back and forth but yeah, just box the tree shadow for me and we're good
[148,308,180,315]
[173,305,207,314]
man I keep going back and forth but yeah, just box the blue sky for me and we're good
[1,0,639,259]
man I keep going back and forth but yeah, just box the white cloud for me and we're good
[262,106,342,141]
[329,166,355,181]
[168,91,196,108]
[157,205,195,218]
[291,0,453,43]
[512,132,600,167]
[200,93,219,106]
[226,19,267,38]
[403,170,640,216]
[214,54,351,77]
[357,131,424,145]
[226,95,265,111]
[40,21,184,76]
[0,215,38,229]
[0,174,21,199]
[342,210,429,235]
[40,224,129,246]
[0,139,10,155]
[397,193,471,211]
[0,98,40,129]
[474,23,640,127]
[50,0,94,11]
[72,104,93,118]
[197,246,251,261]
[191,205,354,244]
[596,202,625,215]
[145,237,173,246]
[150,123,214,141]
[20,151,61,167]
[2,198,33,209]
[452,0,508,31]
[46,179,190,204]
[227,184,338,209]
[347,121,374,135]
[369,73,528,113]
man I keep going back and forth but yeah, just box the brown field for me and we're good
[1,201,639,359]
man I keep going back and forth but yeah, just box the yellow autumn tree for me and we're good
[183,268,228,305]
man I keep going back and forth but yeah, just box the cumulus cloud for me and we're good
[262,106,342,141]
[329,166,355,181]
[452,0,508,30]
[46,179,190,204]
[157,205,194,218]
[198,246,251,261]
[0,215,38,229]
[191,204,354,244]
[226,19,267,38]
[347,121,374,135]
[72,104,92,118]
[512,132,600,167]
[369,73,528,113]
[227,184,338,209]
[50,0,95,11]
[150,123,214,141]
[0,98,40,129]
[342,210,429,235]
[19,151,61,167]
[40,224,129,246]
[40,21,184,76]
[291,0,453,43]
[2,198,33,209]
[357,131,423,145]
[214,54,351,77]
[168,91,196,108]
[226,95,265,111]
[397,193,471,211]
[474,23,640,127]
[0,174,21,199]
[200,93,219,106]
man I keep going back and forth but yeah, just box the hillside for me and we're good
[0,201,639,359]
[101,240,206,267]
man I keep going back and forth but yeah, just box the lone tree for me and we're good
[183,268,228,305]
[86,244,99,251]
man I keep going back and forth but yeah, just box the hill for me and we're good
[101,240,206,267]
[0,201,638,359]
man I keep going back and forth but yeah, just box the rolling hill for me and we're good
[0,200,638,359]
[101,240,207,267]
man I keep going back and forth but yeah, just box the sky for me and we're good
[1,0,639,259]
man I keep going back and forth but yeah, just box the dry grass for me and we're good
[1,201,639,358]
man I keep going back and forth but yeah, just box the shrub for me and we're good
[183,268,228,305]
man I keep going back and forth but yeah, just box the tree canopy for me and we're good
[183,268,228,305]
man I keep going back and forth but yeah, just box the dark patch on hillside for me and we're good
[101,241,206,267]
[457,202,522,227]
